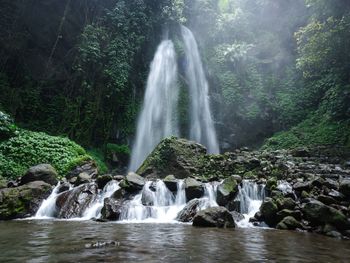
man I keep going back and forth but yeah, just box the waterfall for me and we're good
[235,180,265,228]
[82,180,120,219]
[129,40,179,172]
[181,26,219,154]
[35,183,62,219]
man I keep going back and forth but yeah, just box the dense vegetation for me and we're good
[0,0,349,176]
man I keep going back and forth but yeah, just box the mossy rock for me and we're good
[0,181,52,220]
[216,177,238,207]
[136,137,207,179]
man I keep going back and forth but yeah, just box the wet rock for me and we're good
[328,190,345,201]
[136,137,207,179]
[266,177,277,191]
[276,216,302,230]
[120,172,145,193]
[232,175,242,184]
[96,174,113,189]
[57,182,70,194]
[74,172,92,186]
[0,181,52,220]
[114,175,125,181]
[163,175,178,192]
[260,198,279,226]
[323,179,338,190]
[311,177,325,189]
[101,198,125,221]
[216,177,238,207]
[176,199,200,222]
[66,160,98,180]
[301,199,349,230]
[277,209,302,221]
[317,195,337,206]
[325,231,343,239]
[231,211,245,222]
[55,183,98,218]
[293,181,311,192]
[339,179,350,197]
[277,197,296,210]
[19,164,58,186]
[184,178,204,201]
[193,207,235,228]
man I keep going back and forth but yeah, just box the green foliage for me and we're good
[87,148,108,174]
[106,143,131,164]
[0,129,92,179]
[0,111,18,141]
[263,113,350,150]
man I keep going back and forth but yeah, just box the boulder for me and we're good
[96,174,113,189]
[276,209,302,221]
[216,177,238,207]
[163,175,178,192]
[339,179,350,197]
[0,181,52,220]
[266,177,277,191]
[74,172,92,186]
[136,137,207,179]
[101,197,125,221]
[293,181,311,192]
[120,172,145,192]
[277,197,296,210]
[184,178,204,201]
[276,216,302,230]
[231,211,245,222]
[176,199,201,222]
[193,207,235,228]
[19,164,58,186]
[260,198,279,226]
[57,182,70,194]
[55,183,98,218]
[302,199,349,230]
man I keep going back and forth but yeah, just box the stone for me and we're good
[57,182,70,194]
[136,137,207,179]
[339,179,350,197]
[317,195,337,206]
[176,199,201,222]
[74,172,92,186]
[277,197,296,210]
[216,177,238,207]
[232,175,242,184]
[277,209,302,221]
[193,207,235,228]
[120,172,145,192]
[101,198,125,221]
[231,211,245,222]
[19,164,58,186]
[66,160,98,179]
[55,183,98,218]
[266,177,277,191]
[301,199,349,230]
[114,175,125,181]
[293,181,311,192]
[260,198,279,226]
[184,178,204,201]
[0,181,52,220]
[323,179,338,190]
[96,174,113,189]
[328,190,345,201]
[276,216,302,230]
[163,175,178,192]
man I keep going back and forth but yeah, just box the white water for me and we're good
[236,180,266,228]
[181,26,219,154]
[35,183,62,219]
[82,180,120,219]
[119,180,219,223]
[129,40,179,172]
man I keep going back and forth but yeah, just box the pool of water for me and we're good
[0,220,349,262]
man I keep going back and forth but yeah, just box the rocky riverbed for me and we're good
[0,137,349,239]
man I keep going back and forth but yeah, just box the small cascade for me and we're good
[119,180,219,223]
[35,183,62,219]
[235,180,266,228]
[82,180,120,219]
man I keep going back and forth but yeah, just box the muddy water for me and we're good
[0,221,349,262]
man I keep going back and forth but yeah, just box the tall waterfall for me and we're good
[181,26,219,154]
[129,40,179,172]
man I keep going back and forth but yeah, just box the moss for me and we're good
[87,149,108,174]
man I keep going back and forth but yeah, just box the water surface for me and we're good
[0,221,349,262]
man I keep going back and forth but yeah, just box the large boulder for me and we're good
[136,137,207,179]
[260,198,279,226]
[302,199,349,230]
[120,172,145,193]
[66,160,98,180]
[193,206,235,228]
[0,181,52,220]
[19,164,58,186]
[55,183,98,218]
[216,176,238,207]
[96,174,113,189]
[184,178,204,201]
[163,175,178,192]
[176,199,201,222]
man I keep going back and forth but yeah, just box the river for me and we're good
[0,220,348,262]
